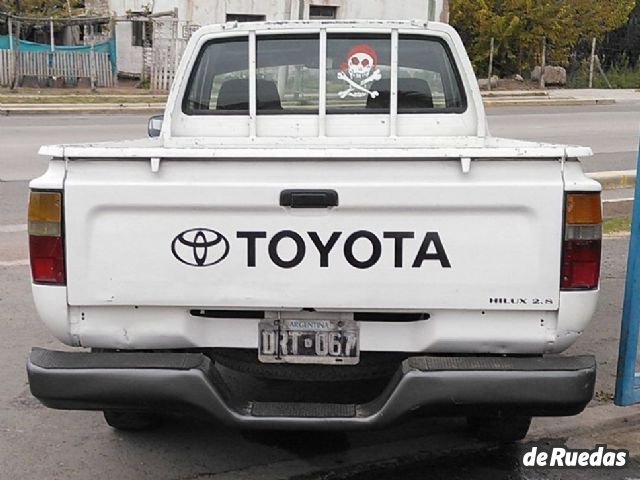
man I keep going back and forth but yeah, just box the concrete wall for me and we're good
[178,0,447,24]
[114,21,144,76]
[196,1,294,23]
[302,0,447,22]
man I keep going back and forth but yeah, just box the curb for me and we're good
[0,94,167,99]
[484,98,616,107]
[603,198,633,219]
[588,171,635,219]
[481,90,549,98]
[0,103,165,115]
[588,170,636,190]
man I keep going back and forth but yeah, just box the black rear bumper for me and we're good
[27,348,596,430]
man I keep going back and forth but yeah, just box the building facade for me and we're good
[87,0,449,77]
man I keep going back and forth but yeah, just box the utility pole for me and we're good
[50,18,55,52]
[49,18,55,83]
[13,0,21,88]
[8,15,14,87]
[595,55,612,89]
[90,40,96,91]
[589,37,597,89]
[10,19,21,89]
[487,37,495,92]
[539,37,546,89]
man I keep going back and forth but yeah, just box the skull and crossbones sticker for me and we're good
[337,44,381,99]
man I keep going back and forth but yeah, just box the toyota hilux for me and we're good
[26,19,600,442]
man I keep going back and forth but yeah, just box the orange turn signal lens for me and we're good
[28,191,62,236]
[565,193,602,225]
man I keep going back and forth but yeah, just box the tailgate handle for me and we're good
[280,189,339,209]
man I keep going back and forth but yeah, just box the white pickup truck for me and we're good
[27,20,600,441]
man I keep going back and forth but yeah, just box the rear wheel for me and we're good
[467,415,531,443]
[103,410,161,431]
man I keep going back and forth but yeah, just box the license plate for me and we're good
[258,318,360,365]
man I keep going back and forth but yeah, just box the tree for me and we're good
[0,0,87,43]
[0,0,84,17]
[600,0,640,67]
[450,0,635,76]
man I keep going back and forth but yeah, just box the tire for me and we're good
[467,415,531,443]
[103,410,161,431]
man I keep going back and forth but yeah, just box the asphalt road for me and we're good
[1,236,636,479]
[0,102,639,183]
[487,103,640,173]
[1,106,640,479]
[0,114,148,182]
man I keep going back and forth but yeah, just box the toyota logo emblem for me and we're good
[171,228,230,267]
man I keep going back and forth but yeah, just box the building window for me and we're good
[309,5,337,20]
[226,14,267,22]
[131,19,152,47]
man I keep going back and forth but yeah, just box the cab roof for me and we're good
[192,19,441,36]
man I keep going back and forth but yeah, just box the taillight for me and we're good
[28,191,65,284]
[561,192,602,290]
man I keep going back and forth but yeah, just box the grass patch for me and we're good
[568,59,640,89]
[603,216,631,235]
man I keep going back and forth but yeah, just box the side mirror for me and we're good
[148,115,163,137]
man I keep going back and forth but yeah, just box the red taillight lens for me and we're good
[561,193,602,290]
[29,235,65,284]
[28,191,65,285]
[561,239,601,289]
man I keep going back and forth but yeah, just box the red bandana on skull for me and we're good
[340,44,379,79]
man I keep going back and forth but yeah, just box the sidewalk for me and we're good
[0,88,167,114]
[481,88,633,107]
[483,88,640,100]
[482,87,640,107]
[551,88,640,102]
[531,402,640,453]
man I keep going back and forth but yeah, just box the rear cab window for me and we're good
[182,32,466,116]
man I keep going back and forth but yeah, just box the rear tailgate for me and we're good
[64,158,563,311]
